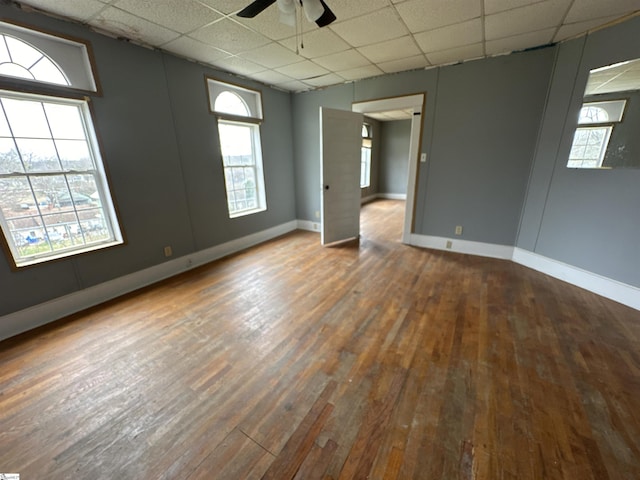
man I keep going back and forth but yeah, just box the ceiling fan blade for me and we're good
[315,0,336,27]
[237,0,277,18]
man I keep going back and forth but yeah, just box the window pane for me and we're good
[5,36,43,68]
[2,97,51,138]
[29,57,68,85]
[16,138,60,172]
[0,137,22,173]
[217,118,265,217]
[56,139,92,171]
[0,62,34,80]
[214,91,249,116]
[44,103,85,139]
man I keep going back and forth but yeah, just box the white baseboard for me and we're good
[360,194,378,204]
[377,193,407,200]
[297,219,320,232]
[512,248,640,311]
[0,220,298,342]
[409,234,514,260]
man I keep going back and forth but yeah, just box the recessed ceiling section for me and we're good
[13,0,640,92]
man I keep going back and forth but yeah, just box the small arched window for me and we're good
[214,91,250,117]
[0,34,69,85]
[579,106,608,124]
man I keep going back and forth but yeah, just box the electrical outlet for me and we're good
[313,223,319,231]
[164,246,172,257]
[446,240,452,249]
[455,225,463,235]
[315,210,320,219]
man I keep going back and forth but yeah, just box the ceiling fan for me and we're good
[237,0,337,28]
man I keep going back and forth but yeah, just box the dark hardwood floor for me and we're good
[1,199,639,479]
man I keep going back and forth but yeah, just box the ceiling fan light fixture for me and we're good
[301,0,324,23]
[277,0,296,26]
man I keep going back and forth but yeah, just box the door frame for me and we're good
[352,94,426,244]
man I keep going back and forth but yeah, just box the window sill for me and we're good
[229,206,267,219]
[14,240,124,268]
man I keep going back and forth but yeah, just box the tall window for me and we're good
[0,23,121,268]
[360,123,372,188]
[207,78,266,218]
[568,100,626,168]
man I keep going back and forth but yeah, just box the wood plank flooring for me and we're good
[1,199,639,479]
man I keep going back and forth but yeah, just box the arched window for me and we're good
[579,106,608,124]
[361,123,372,188]
[0,34,69,85]
[214,91,250,117]
[0,24,121,268]
[207,78,266,217]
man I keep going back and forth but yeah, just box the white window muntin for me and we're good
[0,89,122,267]
[0,21,97,92]
[568,126,613,168]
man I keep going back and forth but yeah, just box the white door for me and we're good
[320,107,363,245]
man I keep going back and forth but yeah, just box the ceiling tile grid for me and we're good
[11,0,640,92]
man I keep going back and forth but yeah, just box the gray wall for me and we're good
[379,120,411,195]
[517,15,640,288]
[293,47,555,246]
[0,4,296,316]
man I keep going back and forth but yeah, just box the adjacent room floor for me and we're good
[1,200,639,479]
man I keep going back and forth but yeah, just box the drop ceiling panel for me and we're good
[484,0,547,15]
[239,42,303,69]
[414,18,483,53]
[89,6,180,44]
[337,64,384,81]
[377,54,431,74]
[209,55,266,76]
[329,8,409,48]
[113,0,221,34]
[279,29,350,59]
[235,3,298,41]
[485,0,572,40]
[485,28,556,56]
[304,72,345,88]
[328,0,390,22]
[19,0,106,21]
[565,0,640,23]
[314,49,372,71]
[252,69,294,86]
[275,60,329,79]
[162,36,229,63]
[189,18,271,54]
[195,0,245,15]
[395,0,482,34]
[426,43,484,65]
[553,15,621,41]
[358,36,422,64]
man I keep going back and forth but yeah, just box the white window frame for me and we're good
[568,99,626,169]
[0,21,98,92]
[206,77,267,218]
[360,123,372,188]
[0,24,121,269]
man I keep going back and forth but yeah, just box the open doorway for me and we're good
[352,94,425,244]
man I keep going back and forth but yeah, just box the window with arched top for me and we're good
[214,91,250,117]
[0,23,121,268]
[568,99,627,169]
[207,78,266,217]
[0,34,69,85]
[579,106,608,123]
[361,123,372,188]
